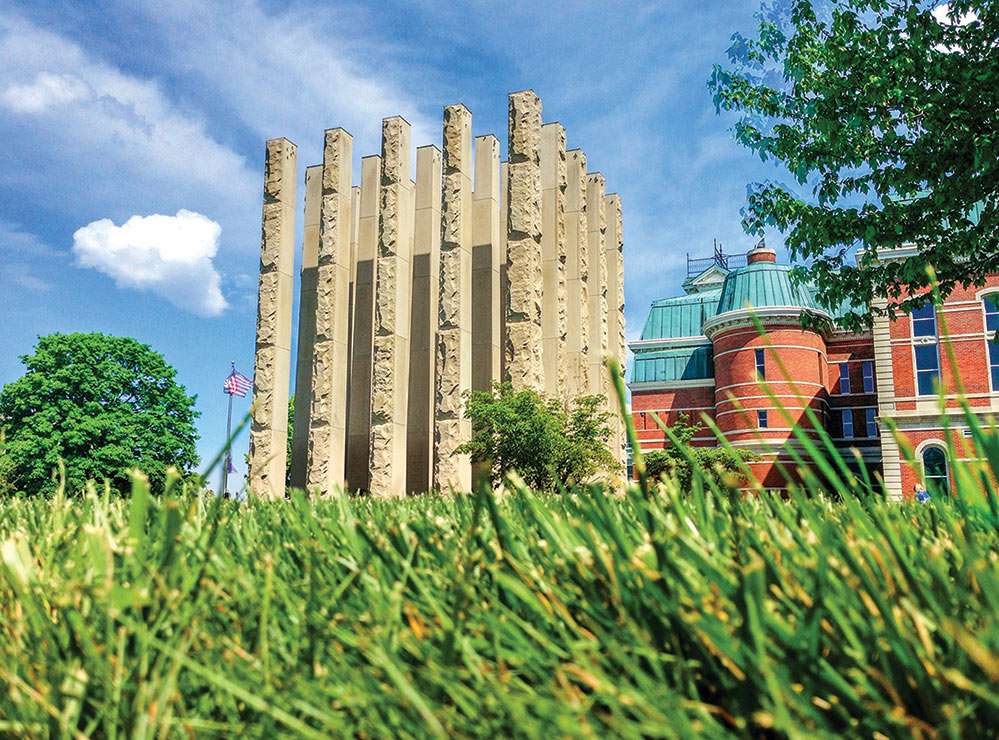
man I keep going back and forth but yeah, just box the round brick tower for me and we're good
[702,243,830,489]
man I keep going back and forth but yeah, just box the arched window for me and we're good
[983,294,999,391]
[921,446,949,495]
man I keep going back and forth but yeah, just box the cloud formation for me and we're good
[72,210,227,317]
[0,14,257,239]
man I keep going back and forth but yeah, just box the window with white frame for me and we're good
[755,348,766,380]
[862,361,875,393]
[984,294,999,391]
[865,408,878,438]
[837,363,851,394]
[757,409,768,429]
[911,303,940,396]
[841,408,854,439]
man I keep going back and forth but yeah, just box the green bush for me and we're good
[458,382,617,492]
[644,414,755,489]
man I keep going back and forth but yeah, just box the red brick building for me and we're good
[628,243,999,499]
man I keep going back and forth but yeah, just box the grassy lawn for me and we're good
[1,470,996,737]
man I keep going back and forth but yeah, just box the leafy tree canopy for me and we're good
[645,415,756,490]
[459,383,618,493]
[710,0,997,328]
[0,333,200,494]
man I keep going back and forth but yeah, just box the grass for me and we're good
[0,364,997,737]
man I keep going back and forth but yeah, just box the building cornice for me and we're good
[628,378,715,392]
[702,306,832,339]
[627,336,711,352]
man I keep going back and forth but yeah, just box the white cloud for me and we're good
[932,3,979,26]
[0,14,257,238]
[0,219,60,294]
[72,210,227,317]
[131,0,437,161]
[2,71,91,113]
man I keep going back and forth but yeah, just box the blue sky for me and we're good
[1,0,792,475]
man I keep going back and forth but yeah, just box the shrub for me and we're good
[644,414,755,489]
[459,382,617,491]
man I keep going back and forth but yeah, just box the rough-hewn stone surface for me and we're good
[368,117,413,497]
[407,145,442,494]
[249,138,296,499]
[541,123,568,401]
[305,128,353,493]
[290,165,322,489]
[346,156,380,492]
[434,104,472,492]
[565,149,590,401]
[586,173,608,399]
[604,193,626,464]
[504,91,544,392]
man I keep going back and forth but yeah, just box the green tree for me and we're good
[710,0,997,328]
[0,333,200,494]
[645,415,755,490]
[459,383,618,492]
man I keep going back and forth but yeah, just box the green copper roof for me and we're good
[631,346,713,383]
[640,290,721,340]
[715,262,826,315]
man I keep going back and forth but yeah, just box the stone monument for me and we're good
[247,91,626,497]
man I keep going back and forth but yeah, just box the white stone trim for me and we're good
[716,393,829,407]
[628,336,711,351]
[713,343,824,361]
[628,378,716,391]
[715,379,825,393]
[633,405,715,415]
[702,306,831,338]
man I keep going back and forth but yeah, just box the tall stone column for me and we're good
[541,123,568,401]
[344,183,360,467]
[434,104,473,492]
[604,193,626,463]
[290,164,321,489]
[504,90,544,392]
[471,135,501,394]
[369,116,414,498]
[565,149,590,402]
[585,173,608,398]
[249,138,297,499]
[499,160,509,382]
[346,155,381,492]
[305,128,353,492]
[407,144,442,493]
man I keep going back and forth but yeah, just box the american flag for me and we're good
[223,368,252,397]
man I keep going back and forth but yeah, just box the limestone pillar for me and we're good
[305,128,353,492]
[344,183,360,465]
[504,91,544,392]
[541,123,568,401]
[369,117,414,497]
[345,155,381,492]
[499,160,509,383]
[604,193,626,463]
[586,173,608,398]
[565,150,590,402]
[249,138,297,499]
[290,164,321,489]
[407,144,442,493]
[434,104,473,492]
[471,135,501,394]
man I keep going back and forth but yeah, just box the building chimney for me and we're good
[747,238,777,264]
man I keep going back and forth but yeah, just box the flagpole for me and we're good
[221,361,235,498]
